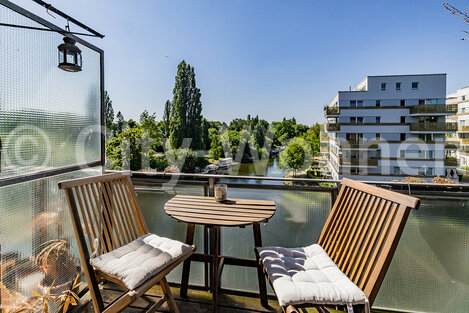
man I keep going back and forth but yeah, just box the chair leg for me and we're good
[285,305,299,313]
[160,277,179,313]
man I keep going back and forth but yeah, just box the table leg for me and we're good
[204,225,209,290]
[210,226,220,313]
[253,222,268,307]
[180,223,195,297]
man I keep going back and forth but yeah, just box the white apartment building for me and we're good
[324,74,458,181]
[447,86,469,168]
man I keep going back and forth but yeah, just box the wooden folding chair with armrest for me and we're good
[59,172,195,313]
[256,178,420,313]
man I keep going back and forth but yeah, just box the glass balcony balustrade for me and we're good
[113,172,469,313]
[410,103,458,115]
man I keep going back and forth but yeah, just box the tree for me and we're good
[169,60,204,149]
[187,66,203,150]
[104,91,114,131]
[201,118,210,150]
[279,137,313,177]
[209,128,223,160]
[116,111,125,133]
[253,123,265,149]
[273,118,296,147]
[163,100,171,137]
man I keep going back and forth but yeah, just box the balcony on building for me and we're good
[409,122,458,133]
[409,103,458,116]
[325,122,340,132]
[324,105,340,117]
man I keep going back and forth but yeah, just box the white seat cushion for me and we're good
[256,244,369,310]
[90,233,192,290]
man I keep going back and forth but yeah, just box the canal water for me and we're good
[214,156,287,184]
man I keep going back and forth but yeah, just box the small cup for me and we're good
[214,184,227,202]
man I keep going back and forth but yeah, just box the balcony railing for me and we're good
[458,125,469,132]
[338,140,379,149]
[324,106,340,116]
[410,103,458,115]
[444,141,459,149]
[460,138,469,145]
[444,158,458,166]
[325,123,340,131]
[339,158,378,166]
[410,122,458,132]
[123,171,469,313]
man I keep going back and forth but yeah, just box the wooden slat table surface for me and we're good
[164,195,276,227]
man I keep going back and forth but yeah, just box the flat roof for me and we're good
[366,73,446,78]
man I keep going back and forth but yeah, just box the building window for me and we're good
[419,134,434,142]
[351,167,359,174]
[350,100,356,108]
[419,167,433,176]
[400,133,406,141]
[412,82,419,91]
[376,116,381,123]
[400,150,405,158]
[428,150,434,159]
[376,133,381,140]
[400,99,405,107]
[381,83,386,91]
[376,100,380,107]
[463,108,466,113]
[424,99,438,104]
[400,116,405,123]
[463,95,466,101]
[357,100,363,107]
[396,82,401,91]
[350,117,356,124]
[393,167,401,175]
[357,117,363,124]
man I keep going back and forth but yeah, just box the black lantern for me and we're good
[58,36,82,72]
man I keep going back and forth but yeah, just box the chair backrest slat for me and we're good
[318,178,419,305]
[321,186,352,251]
[113,179,140,241]
[59,172,148,258]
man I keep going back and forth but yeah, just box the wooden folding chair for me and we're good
[59,172,195,313]
[257,178,420,313]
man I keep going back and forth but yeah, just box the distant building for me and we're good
[447,86,469,168]
[324,74,458,181]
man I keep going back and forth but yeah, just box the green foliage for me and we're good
[253,123,265,149]
[163,100,171,137]
[209,128,223,160]
[273,118,297,147]
[302,124,321,157]
[169,60,204,150]
[220,130,240,157]
[106,117,162,171]
[279,137,313,177]
[116,111,125,134]
[150,155,169,171]
[165,148,198,173]
[104,91,114,132]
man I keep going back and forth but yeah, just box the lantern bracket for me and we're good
[0,0,104,38]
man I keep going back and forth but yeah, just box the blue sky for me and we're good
[15,0,469,125]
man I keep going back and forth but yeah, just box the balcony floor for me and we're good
[78,282,286,313]
[76,283,390,313]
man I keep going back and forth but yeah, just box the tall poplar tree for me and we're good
[169,60,203,149]
[163,100,171,137]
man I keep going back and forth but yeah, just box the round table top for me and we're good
[164,195,277,227]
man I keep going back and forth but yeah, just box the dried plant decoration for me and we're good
[32,280,55,313]
[54,274,82,313]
